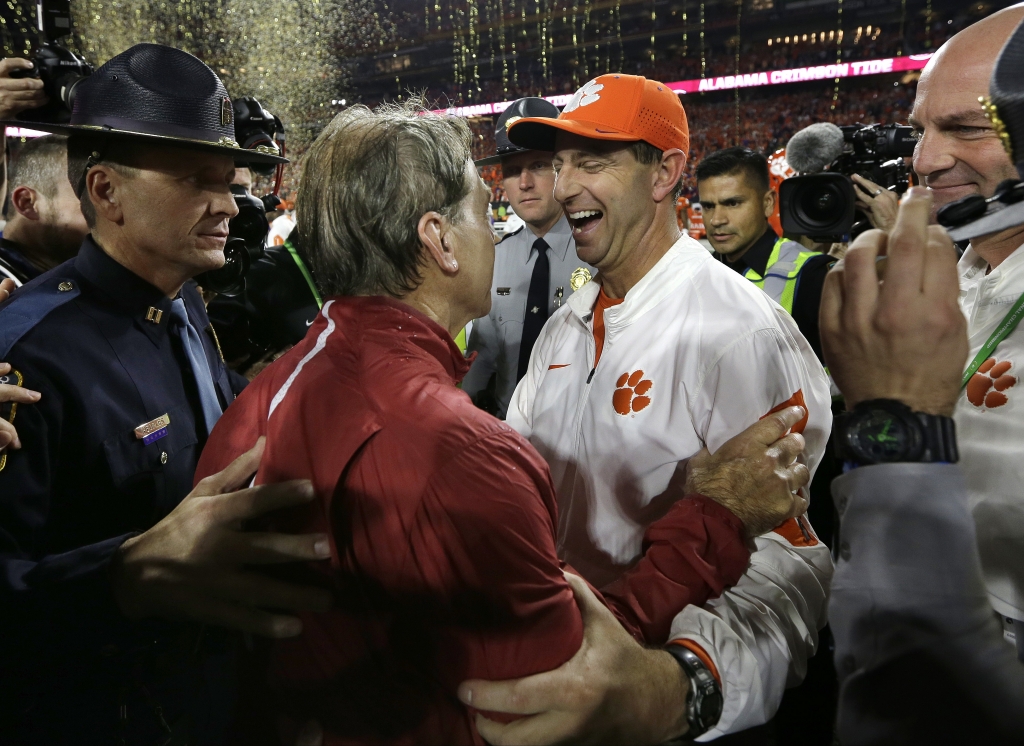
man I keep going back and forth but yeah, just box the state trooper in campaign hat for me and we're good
[0,44,317,745]
[463,97,595,418]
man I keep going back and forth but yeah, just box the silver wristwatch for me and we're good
[664,644,724,740]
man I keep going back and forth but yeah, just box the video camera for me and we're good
[233,96,285,178]
[779,122,917,240]
[197,185,271,297]
[10,1,93,124]
[196,96,286,296]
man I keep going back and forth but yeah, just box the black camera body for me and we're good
[232,97,285,177]
[196,185,270,297]
[198,98,287,295]
[781,123,917,240]
[10,1,93,123]
[835,124,917,192]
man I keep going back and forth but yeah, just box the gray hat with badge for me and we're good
[475,97,560,166]
[3,43,287,167]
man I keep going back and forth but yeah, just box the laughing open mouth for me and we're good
[568,209,603,235]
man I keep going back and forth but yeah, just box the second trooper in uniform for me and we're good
[698,147,841,743]
[463,98,594,418]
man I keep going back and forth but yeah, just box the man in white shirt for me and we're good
[911,3,1024,657]
[459,74,833,742]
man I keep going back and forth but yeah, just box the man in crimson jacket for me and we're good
[195,101,810,745]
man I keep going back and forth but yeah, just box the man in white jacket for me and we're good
[911,3,1024,659]
[459,74,833,742]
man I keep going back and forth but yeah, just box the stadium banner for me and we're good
[436,53,932,118]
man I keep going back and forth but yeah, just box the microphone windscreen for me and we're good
[785,122,846,173]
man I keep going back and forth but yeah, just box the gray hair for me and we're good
[296,99,474,298]
[66,134,146,229]
[5,135,69,219]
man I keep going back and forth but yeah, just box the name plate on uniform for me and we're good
[497,287,511,296]
[134,413,170,445]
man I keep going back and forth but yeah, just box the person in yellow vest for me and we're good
[698,147,840,741]
[698,147,832,361]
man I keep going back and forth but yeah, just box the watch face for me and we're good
[851,410,914,463]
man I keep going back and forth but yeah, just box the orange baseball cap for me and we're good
[507,74,689,155]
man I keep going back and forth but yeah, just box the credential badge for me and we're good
[570,267,593,292]
[134,413,171,445]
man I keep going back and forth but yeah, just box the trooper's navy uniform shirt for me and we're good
[0,236,247,744]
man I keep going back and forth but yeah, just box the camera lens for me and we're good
[197,237,251,296]
[797,183,846,225]
[779,173,857,237]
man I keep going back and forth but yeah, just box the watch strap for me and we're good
[913,410,959,464]
[664,642,723,740]
[834,399,958,465]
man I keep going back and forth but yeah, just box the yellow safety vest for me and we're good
[745,237,840,398]
[454,327,469,355]
[743,237,819,315]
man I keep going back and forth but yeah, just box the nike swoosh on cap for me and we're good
[306,318,315,326]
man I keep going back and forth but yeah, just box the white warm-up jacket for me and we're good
[507,235,834,738]
[956,244,1024,624]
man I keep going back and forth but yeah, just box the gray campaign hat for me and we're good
[4,43,286,166]
[475,97,560,166]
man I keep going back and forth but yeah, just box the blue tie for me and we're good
[168,298,223,435]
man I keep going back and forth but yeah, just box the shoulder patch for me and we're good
[498,224,525,244]
[0,277,82,359]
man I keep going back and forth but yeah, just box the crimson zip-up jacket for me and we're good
[195,296,750,745]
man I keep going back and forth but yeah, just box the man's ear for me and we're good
[418,210,458,274]
[652,148,687,203]
[87,165,125,226]
[9,186,40,221]
[763,188,777,219]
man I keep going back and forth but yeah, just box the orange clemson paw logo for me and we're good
[613,370,653,415]
[967,358,1017,408]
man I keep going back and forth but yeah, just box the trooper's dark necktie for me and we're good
[517,237,550,381]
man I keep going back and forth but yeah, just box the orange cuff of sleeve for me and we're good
[667,639,721,685]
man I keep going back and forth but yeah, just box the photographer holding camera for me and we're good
[0,44,333,744]
[206,98,321,375]
[851,172,900,233]
[782,121,916,241]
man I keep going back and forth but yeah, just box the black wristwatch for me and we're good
[665,644,723,740]
[834,399,958,466]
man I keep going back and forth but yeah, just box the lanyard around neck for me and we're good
[960,290,1024,390]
